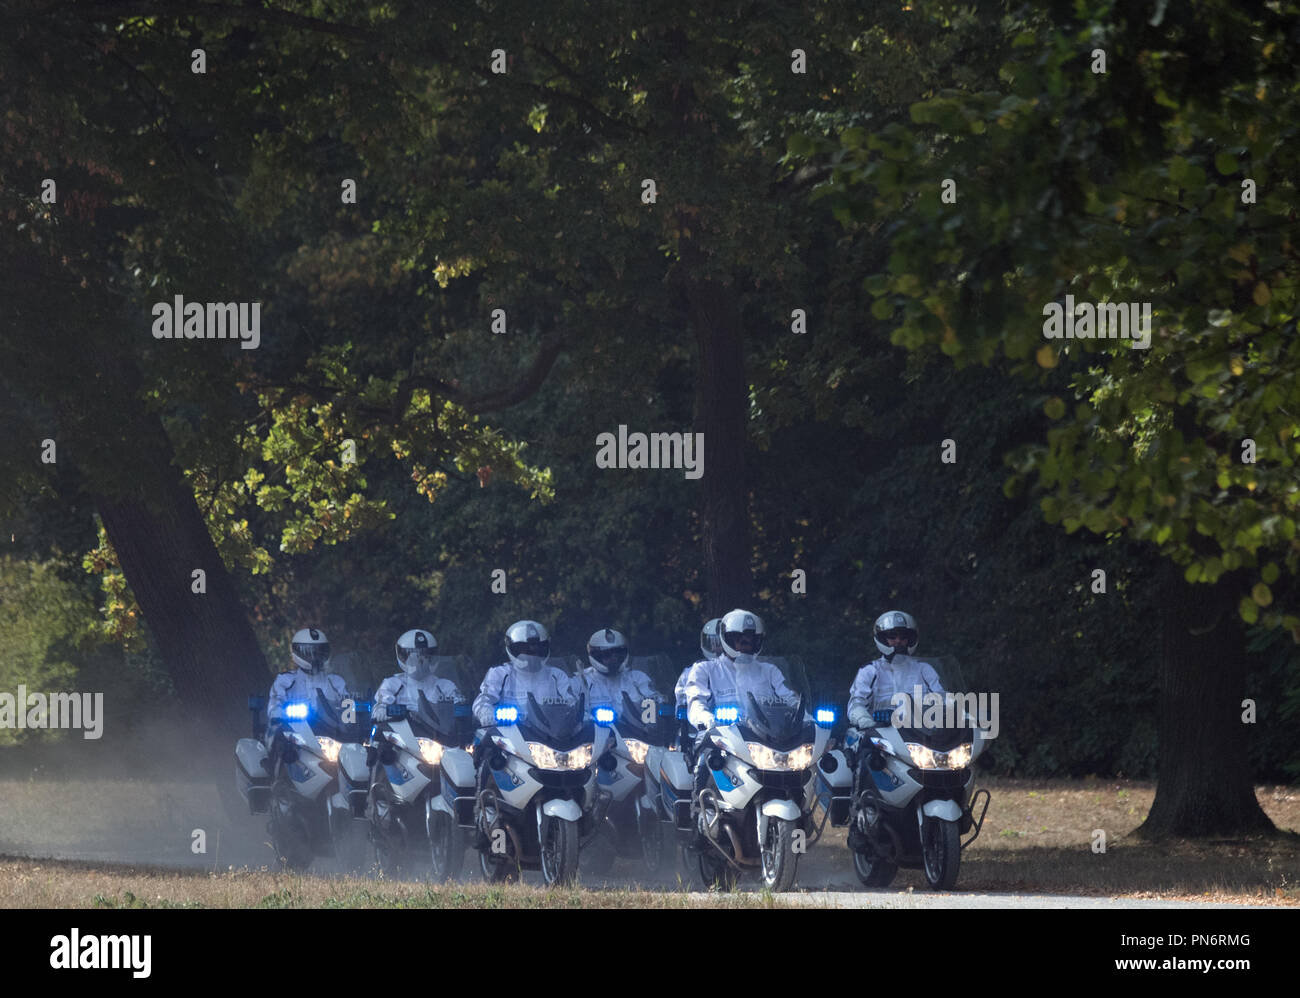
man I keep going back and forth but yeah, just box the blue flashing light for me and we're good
[283,702,309,721]
[815,708,837,728]
[495,705,519,725]
[593,706,616,727]
[715,705,739,725]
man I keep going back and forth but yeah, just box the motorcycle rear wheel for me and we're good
[479,844,518,882]
[638,803,666,876]
[852,845,898,887]
[269,783,314,871]
[696,842,736,891]
[428,810,465,881]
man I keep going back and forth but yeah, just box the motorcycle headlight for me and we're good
[906,743,938,769]
[905,743,971,770]
[945,744,972,769]
[528,742,559,769]
[784,743,816,771]
[417,738,445,766]
[316,736,342,763]
[564,744,594,770]
[624,739,650,765]
[528,743,593,770]
[745,742,816,771]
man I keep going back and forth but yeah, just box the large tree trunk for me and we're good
[1136,563,1275,838]
[685,266,752,616]
[658,25,753,616]
[66,349,270,739]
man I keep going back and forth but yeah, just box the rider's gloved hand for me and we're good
[371,703,388,722]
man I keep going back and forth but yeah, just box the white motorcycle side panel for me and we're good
[236,738,267,777]
[817,749,852,789]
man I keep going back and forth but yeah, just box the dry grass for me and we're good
[808,776,1300,905]
[0,772,1297,907]
[0,859,785,909]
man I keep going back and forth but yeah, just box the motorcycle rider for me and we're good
[674,618,722,754]
[266,627,348,726]
[846,611,945,788]
[371,629,467,721]
[684,609,798,799]
[472,620,582,729]
[846,611,945,729]
[581,627,664,715]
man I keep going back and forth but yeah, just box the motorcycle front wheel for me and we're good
[539,815,579,886]
[921,818,961,891]
[759,817,800,892]
[368,786,405,878]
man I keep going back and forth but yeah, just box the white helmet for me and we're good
[396,628,438,678]
[719,609,764,661]
[873,610,918,658]
[587,628,629,675]
[505,619,550,672]
[700,618,723,661]
[290,627,331,673]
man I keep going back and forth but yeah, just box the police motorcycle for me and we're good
[641,658,708,876]
[361,655,477,879]
[236,687,372,871]
[578,654,677,877]
[474,690,609,886]
[819,655,992,891]
[689,656,836,892]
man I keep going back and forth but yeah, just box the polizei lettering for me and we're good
[151,295,261,350]
[49,929,151,978]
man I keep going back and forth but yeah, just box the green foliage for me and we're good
[804,1,1300,634]
[0,558,83,744]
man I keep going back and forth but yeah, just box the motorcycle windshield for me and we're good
[575,652,675,746]
[310,689,363,743]
[721,655,813,752]
[887,653,985,748]
[517,691,591,752]
[412,688,475,747]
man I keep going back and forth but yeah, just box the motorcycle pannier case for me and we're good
[236,738,271,814]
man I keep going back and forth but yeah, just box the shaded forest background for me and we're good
[1,0,1298,807]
